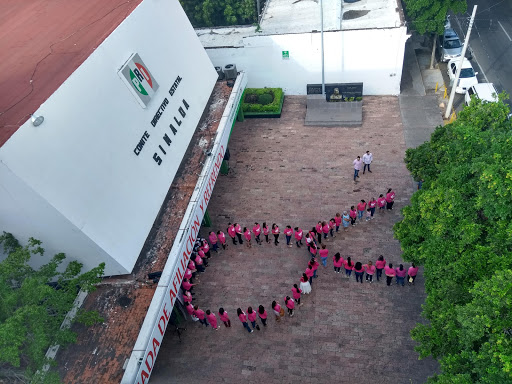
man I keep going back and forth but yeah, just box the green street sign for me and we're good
[282,51,289,59]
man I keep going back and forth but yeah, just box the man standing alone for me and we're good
[362,150,373,174]
[353,156,362,182]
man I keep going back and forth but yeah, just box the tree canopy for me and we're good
[394,97,512,383]
[180,0,257,28]
[403,0,467,34]
[0,233,105,383]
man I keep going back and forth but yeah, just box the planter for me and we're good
[243,93,285,118]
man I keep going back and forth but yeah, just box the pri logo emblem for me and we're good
[120,53,159,108]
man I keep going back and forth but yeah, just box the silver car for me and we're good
[439,28,463,62]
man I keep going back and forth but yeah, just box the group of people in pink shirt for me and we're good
[182,186,419,334]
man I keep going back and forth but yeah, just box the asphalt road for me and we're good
[451,0,512,104]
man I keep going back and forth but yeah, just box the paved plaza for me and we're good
[150,96,438,383]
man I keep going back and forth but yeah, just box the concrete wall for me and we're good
[0,0,217,276]
[204,27,409,95]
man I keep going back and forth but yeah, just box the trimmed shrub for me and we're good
[258,93,273,105]
[242,88,284,113]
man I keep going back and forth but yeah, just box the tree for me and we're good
[394,96,512,383]
[180,0,257,28]
[0,233,105,382]
[402,0,467,68]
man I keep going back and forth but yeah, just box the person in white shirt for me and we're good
[362,150,373,174]
[353,156,362,182]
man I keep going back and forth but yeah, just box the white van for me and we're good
[464,83,498,106]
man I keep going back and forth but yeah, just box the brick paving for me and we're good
[150,96,438,384]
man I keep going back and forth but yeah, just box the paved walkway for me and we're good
[150,96,438,384]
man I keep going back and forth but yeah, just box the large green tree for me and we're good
[0,233,105,383]
[394,97,512,383]
[180,0,257,28]
[403,0,467,68]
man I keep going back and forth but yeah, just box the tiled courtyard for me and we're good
[150,96,438,383]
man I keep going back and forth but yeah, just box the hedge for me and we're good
[242,88,284,113]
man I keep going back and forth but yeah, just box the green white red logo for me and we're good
[120,53,159,108]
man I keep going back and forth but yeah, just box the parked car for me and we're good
[439,28,463,62]
[447,58,478,94]
[464,83,499,106]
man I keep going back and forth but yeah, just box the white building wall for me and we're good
[204,27,409,95]
[0,0,217,276]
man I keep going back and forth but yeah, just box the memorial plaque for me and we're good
[307,83,363,101]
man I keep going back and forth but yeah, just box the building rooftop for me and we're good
[56,81,233,383]
[0,0,142,147]
[197,0,403,48]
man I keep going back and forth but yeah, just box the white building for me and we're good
[0,0,218,276]
[197,0,408,95]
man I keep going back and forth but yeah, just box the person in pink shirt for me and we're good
[234,223,244,244]
[237,308,253,333]
[284,225,293,247]
[365,208,371,222]
[364,260,376,283]
[309,243,317,257]
[188,260,197,276]
[368,197,377,219]
[217,230,227,250]
[206,310,219,330]
[386,188,396,210]
[185,302,195,318]
[227,223,237,245]
[353,155,362,182]
[344,257,354,278]
[333,252,344,273]
[319,244,329,267]
[357,200,367,220]
[183,290,193,304]
[194,253,205,273]
[294,227,303,248]
[181,278,195,292]
[377,194,386,211]
[208,231,218,252]
[271,223,280,246]
[263,222,271,244]
[408,263,419,285]
[335,213,342,233]
[252,222,262,245]
[385,263,396,286]
[311,257,319,278]
[201,240,211,258]
[194,305,208,327]
[329,219,336,237]
[354,262,365,283]
[305,263,314,285]
[395,264,407,286]
[272,300,283,322]
[184,267,194,283]
[243,227,252,248]
[284,296,295,317]
[292,284,303,306]
[375,255,386,281]
[258,305,268,327]
[322,221,329,240]
[247,307,261,331]
[218,307,231,327]
[349,206,357,225]
[315,221,323,244]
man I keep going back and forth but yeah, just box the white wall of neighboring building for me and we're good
[0,0,217,276]
[203,27,409,95]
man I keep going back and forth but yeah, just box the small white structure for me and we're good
[0,0,218,276]
[197,0,409,95]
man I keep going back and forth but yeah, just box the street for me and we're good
[450,0,512,104]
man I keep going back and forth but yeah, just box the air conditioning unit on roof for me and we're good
[223,64,237,80]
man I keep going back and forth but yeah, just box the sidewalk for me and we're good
[400,36,445,149]
[150,96,438,384]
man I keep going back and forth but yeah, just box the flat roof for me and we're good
[56,81,233,383]
[0,0,142,147]
[197,0,403,48]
